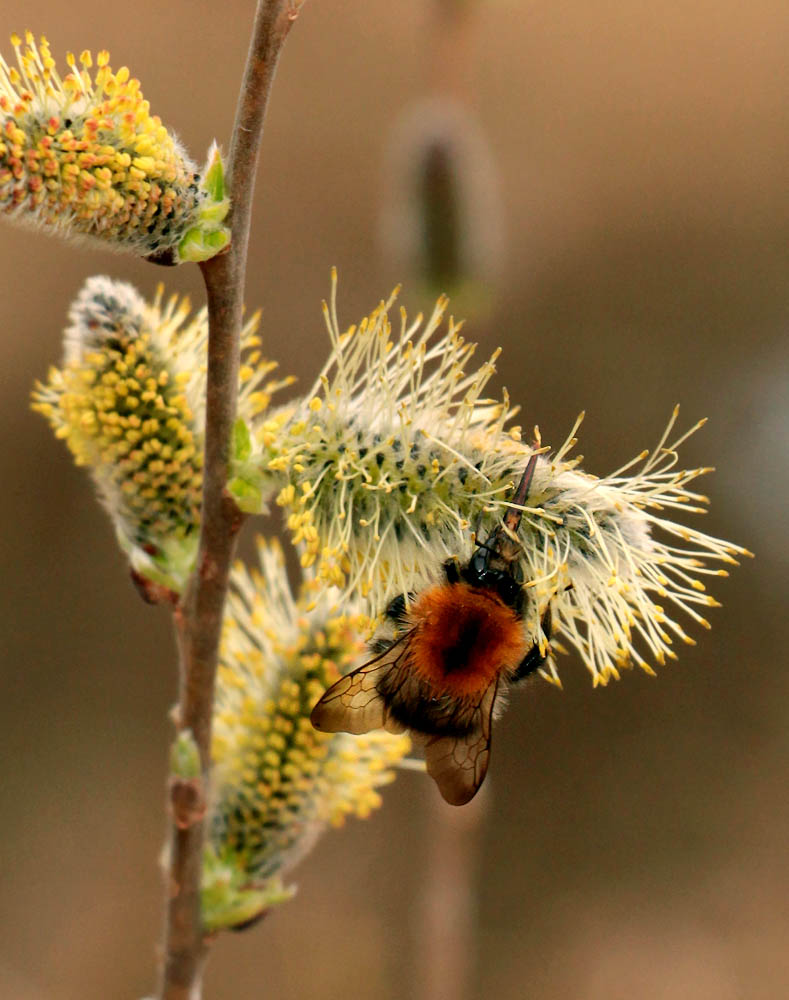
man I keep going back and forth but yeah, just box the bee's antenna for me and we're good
[502,449,539,536]
[471,447,541,575]
[472,539,500,559]
[472,510,484,544]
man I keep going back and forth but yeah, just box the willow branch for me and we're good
[159,4,303,998]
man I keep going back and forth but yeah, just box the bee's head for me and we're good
[455,450,540,613]
[455,534,524,613]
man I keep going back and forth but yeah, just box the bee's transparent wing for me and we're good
[424,678,499,806]
[310,632,414,736]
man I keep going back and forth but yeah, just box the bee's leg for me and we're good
[443,559,462,584]
[512,605,552,683]
[384,593,409,624]
[369,637,396,654]
[370,593,412,653]
[511,643,546,682]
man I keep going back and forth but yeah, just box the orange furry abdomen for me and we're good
[407,582,527,698]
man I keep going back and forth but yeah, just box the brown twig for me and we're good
[159,4,303,998]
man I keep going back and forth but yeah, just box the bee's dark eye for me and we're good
[464,547,491,584]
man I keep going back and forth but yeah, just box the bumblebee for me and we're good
[311,453,551,805]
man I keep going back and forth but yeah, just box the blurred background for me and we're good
[1,1,787,997]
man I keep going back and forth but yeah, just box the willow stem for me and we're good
[158,4,303,998]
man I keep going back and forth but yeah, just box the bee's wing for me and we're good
[424,678,499,806]
[310,632,415,736]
